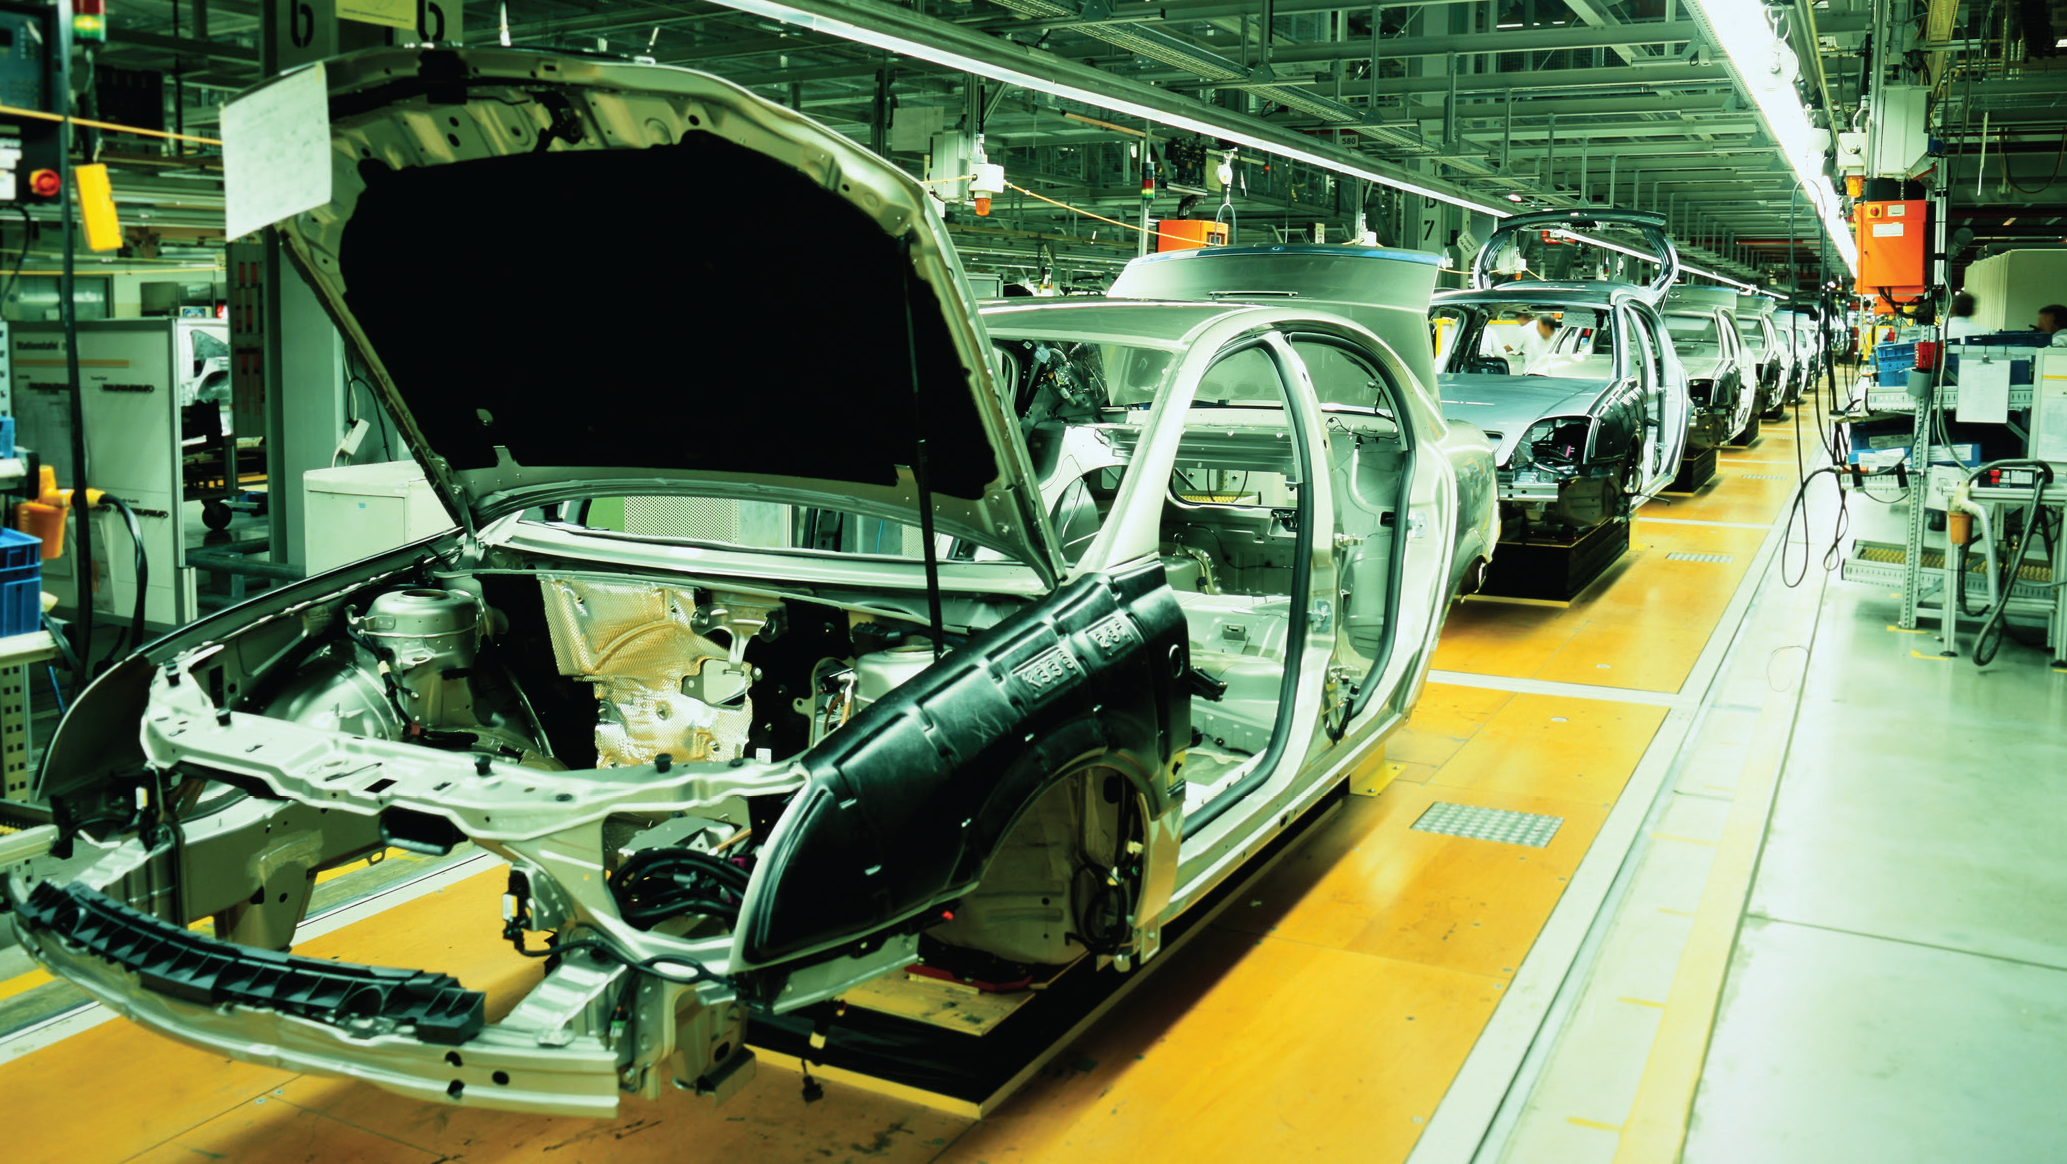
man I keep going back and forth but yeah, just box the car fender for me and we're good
[733,558,1188,972]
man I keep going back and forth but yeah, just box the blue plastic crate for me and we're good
[0,526,36,572]
[0,528,42,638]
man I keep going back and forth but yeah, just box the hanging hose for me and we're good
[1967,461,2055,667]
[93,495,149,673]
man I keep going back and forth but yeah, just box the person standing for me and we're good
[1945,291,1982,339]
[1506,312,1558,372]
[2037,304,2067,346]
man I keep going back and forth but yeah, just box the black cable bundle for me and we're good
[611,847,752,930]
[93,496,149,672]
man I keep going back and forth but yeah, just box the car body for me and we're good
[1099,243,1500,596]
[1733,296,1793,420]
[1425,209,1692,538]
[1662,285,1759,447]
[5,47,1481,1119]
[1780,309,1824,402]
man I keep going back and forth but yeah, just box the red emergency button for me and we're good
[28,169,60,197]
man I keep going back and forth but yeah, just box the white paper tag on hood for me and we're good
[223,61,331,241]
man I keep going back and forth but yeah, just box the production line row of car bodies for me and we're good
[1,48,1828,1118]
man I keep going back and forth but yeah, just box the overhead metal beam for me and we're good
[107,27,259,65]
[1264,20,1704,62]
[695,0,1534,213]
[1334,62,1732,96]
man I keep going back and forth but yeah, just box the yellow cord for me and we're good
[0,103,224,147]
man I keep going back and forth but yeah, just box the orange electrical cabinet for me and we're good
[1154,219,1229,252]
[1854,199,1928,293]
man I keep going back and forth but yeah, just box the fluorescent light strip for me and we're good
[707,0,1513,219]
[1684,0,1857,275]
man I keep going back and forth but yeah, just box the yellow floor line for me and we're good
[1570,1117,1627,1133]
[1617,997,1667,1010]
[1612,656,1797,1164]
[0,968,52,1003]
[1648,833,1720,847]
[1886,625,1929,635]
[1656,908,1693,917]
[1909,650,1951,661]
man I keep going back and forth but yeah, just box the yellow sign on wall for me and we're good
[338,0,415,30]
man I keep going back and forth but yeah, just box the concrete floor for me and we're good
[1680,504,2067,1164]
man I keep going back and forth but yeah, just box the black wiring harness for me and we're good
[610,846,751,930]
[501,868,730,987]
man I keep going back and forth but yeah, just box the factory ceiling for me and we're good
[38,0,2067,290]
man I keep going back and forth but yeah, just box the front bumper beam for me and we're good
[10,880,625,1115]
[19,882,484,1044]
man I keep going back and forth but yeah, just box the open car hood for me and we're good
[1473,209,1678,304]
[249,47,1059,580]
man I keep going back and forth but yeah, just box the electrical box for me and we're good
[925,131,975,205]
[1867,84,1930,178]
[1153,219,1229,252]
[302,460,454,575]
[0,3,60,204]
[1836,131,1868,175]
[1855,199,1928,309]
[2029,348,2067,473]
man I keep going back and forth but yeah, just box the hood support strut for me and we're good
[903,237,947,660]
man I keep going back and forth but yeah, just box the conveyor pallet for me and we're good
[1481,517,1630,602]
[1665,446,1719,494]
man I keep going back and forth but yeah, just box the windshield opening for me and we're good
[1666,314,1721,346]
[1431,300,1609,377]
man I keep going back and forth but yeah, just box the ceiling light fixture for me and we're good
[1683,0,1858,276]
[699,0,1515,219]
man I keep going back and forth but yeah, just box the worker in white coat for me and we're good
[1944,292,1981,339]
[1506,312,1558,373]
[2038,304,2067,346]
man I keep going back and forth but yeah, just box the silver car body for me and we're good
[1663,286,1758,447]
[1429,209,1692,535]
[1735,296,1793,418]
[1098,243,1501,596]
[6,47,1478,1119]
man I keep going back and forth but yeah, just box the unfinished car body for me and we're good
[1427,209,1691,538]
[1100,243,1500,598]
[1779,309,1824,403]
[1734,296,1794,421]
[5,47,1480,1119]
[1663,285,1760,447]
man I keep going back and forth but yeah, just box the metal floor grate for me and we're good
[1667,551,1736,564]
[1411,802,1564,848]
[1739,473,1789,480]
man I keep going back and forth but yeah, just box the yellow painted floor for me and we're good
[3,419,1809,1164]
